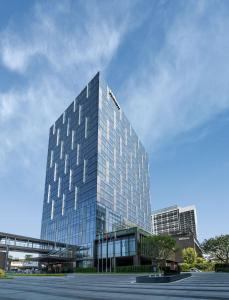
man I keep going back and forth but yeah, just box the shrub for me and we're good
[215,264,229,272]
[0,269,5,278]
[180,263,191,272]
[195,260,214,271]
[75,267,96,273]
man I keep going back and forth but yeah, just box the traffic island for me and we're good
[136,273,192,283]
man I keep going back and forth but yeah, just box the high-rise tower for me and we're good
[41,73,151,266]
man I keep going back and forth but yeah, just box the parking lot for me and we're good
[0,272,229,299]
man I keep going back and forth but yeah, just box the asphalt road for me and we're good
[0,272,229,299]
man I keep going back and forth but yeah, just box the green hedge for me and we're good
[116,265,152,273]
[215,264,229,272]
[75,265,153,273]
[75,267,97,273]
[10,273,66,277]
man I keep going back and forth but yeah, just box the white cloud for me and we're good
[123,1,229,152]
[0,1,133,174]
[0,2,129,74]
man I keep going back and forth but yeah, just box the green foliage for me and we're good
[180,263,191,272]
[215,264,229,272]
[180,257,214,272]
[202,235,229,264]
[142,235,176,262]
[195,257,214,271]
[182,247,197,265]
[0,269,5,278]
[75,267,97,273]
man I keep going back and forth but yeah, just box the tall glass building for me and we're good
[40,72,151,266]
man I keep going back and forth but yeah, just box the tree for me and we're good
[182,247,197,265]
[142,235,176,270]
[202,235,229,264]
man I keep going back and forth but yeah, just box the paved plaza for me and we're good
[0,272,229,299]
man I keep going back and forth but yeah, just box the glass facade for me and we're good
[97,236,136,259]
[41,72,151,265]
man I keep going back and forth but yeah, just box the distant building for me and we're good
[151,205,197,238]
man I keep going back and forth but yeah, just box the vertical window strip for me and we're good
[126,162,128,181]
[51,200,54,220]
[56,129,60,146]
[69,169,72,191]
[62,194,65,216]
[57,177,61,198]
[85,117,88,139]
[50,150,54,168]
[120,137,122,156]
[76,144,80,165]
[63,111,66,124]
[74,187,78,210]
[60,141,64,159]
[53,123,56,135]
[54,163,57,182]
[86,85,89,98]
[71,130,75,150]
[64,154,68,174]
[83,159,87,183]
[47,184,51,203]
[67,118,70,136]
[78,105,82,125]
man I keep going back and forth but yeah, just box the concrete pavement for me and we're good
[0,272,229,299]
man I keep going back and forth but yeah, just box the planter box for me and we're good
[136,273,192,283]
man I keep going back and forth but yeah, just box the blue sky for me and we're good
[0,0,228,242]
